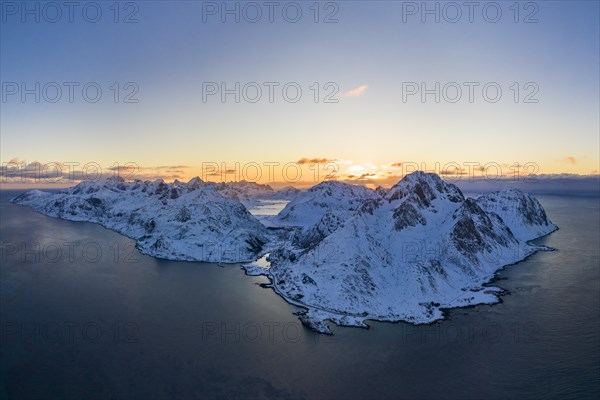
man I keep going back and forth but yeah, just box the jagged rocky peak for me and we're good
[386,171,465,231]
[186,176,204,188]
[385,171,464,205]
[223,179,273,190]
[69,175,129,194]
[206,180,275,202]
[374,185,388,197]
[105,175,125,183]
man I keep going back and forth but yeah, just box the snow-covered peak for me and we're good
[270,186,302,200]
[476,188,557,241]
[274,180,379,227]
[257,173,557,333]
[106,175,125,183]
[213,180,274,197]
[186,176,204,189]
[12,172,558,335]
[385,171,464,204]
[307,179,375,197]
[204,180,275,209]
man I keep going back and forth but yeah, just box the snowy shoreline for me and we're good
[242,233,557,334]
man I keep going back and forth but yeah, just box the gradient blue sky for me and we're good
[1,0,599,184]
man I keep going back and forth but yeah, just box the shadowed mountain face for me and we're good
[12,172,557,334]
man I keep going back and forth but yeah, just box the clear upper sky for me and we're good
[1,1,599,185]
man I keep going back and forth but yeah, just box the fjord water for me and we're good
[1,190,598,399]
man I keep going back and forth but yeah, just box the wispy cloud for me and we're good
[564,156,577,165]
[206,168,237,176]
[1,159,191,184]
[345,85,368,97]
[297,157,336,165]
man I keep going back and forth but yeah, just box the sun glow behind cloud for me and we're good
[2,156,599,190]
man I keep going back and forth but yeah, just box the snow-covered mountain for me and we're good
[273,180,380,227]
[265,180,381,249]
[206,181,302,209]
[207,180,275,209]
[477,188,556,241]
[12,171,557,334]
[269,186,303,201]
[244,172,557,333]
[11,177,269,262]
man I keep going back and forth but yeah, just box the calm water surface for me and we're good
[1,190,598,399]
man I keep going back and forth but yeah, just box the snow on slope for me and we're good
[11,177,269,262]
[206,180,275,209]
[264,180,382,249]
[245,172,557,333]
[273,180,380,227]
[477,188,557,241]
[269,186,303,201]
[12,172,557,334]
[208,181,302,212]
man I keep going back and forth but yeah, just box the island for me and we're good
[12,171,557,334]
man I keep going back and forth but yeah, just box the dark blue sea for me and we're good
[1,190,598,399]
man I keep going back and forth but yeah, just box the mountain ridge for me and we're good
[11,171,557,333]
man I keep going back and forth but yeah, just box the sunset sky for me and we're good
[1,1,599,187]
